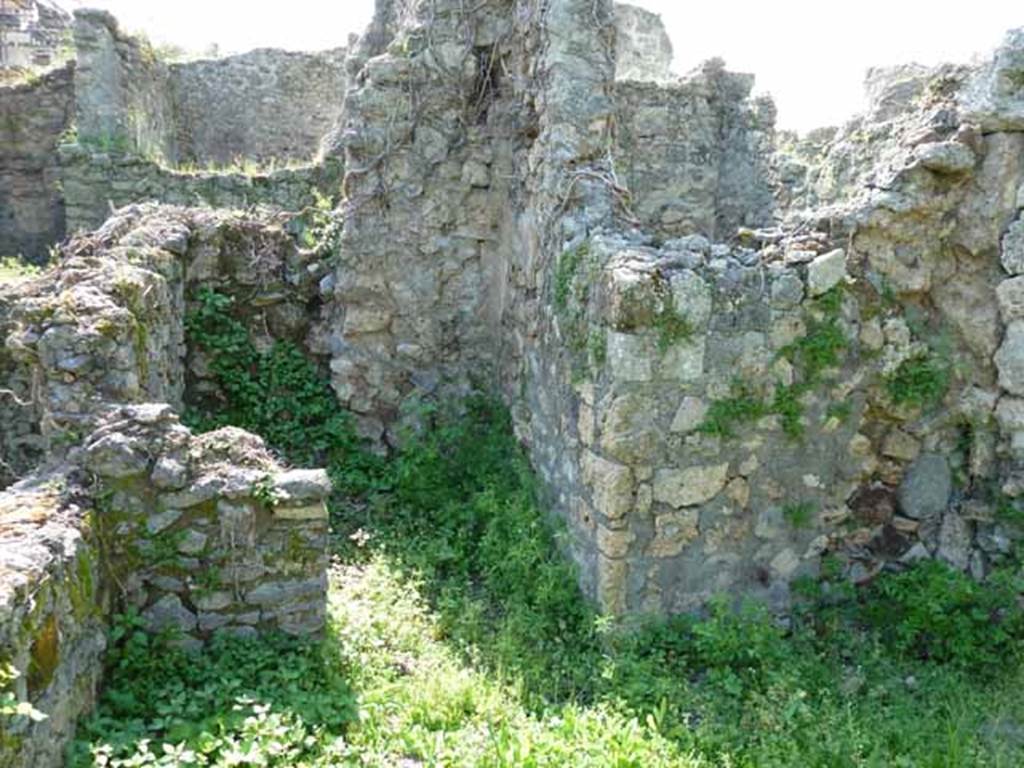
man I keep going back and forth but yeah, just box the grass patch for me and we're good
[70,308,1024,766]
[886,351,951,408]
[553,240,589,312]
[697,382,770,438]
[782,501,815,529]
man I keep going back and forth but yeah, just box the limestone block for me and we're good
[670,396,707,434]
[1002,219,1024,275]
[998,276,1024,321]
[143,594,197,634]
[660,336,705,382]
[669,270,712,328]
[607,331,653,381]
[581,450,634,521]
[599,393,661,464]
[648,509,699,557]
[996,320,1024,395]
[807,248,846,297]
[653,464,729,508]
[912,141,975,175]
[596,525,635,558]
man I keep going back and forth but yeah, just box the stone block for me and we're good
[653,464,729,508]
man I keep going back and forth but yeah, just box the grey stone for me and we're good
[770,272,805,308]
[1002,219,1024,275]
[607,332,654,381]
[936,512,971,571]
[142,594,197,634]
[898,453,951,520]
[807,248,846,297]
[996,321,1024,395]
[272,468,332,504]
[146,508,181,535]
[245,576,326,607]
[177,529,208,556]
[959,28,1024,131]
[85,433,148,478]
[194,591,233,612]
[913,142,975,175]
[151,457,188,490]
[670,396,707,434]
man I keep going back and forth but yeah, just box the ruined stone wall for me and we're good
[59,146,343,236]
[1,9,348,255]
[612,61,776,241]
[0,62,72,261]
[0,408,330,768]
[0,0,71,70]
[0,474,107,768]
[0,208,334,767]
[169,48,348,167]
[322,0,527,442]
[613,3,672,82]
[72,9,177,164]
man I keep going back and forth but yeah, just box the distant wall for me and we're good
[612,61,776,240]
[72,9,177,163]
[0,63,72,261]
[170,48,348,167]
[60,146,343,235]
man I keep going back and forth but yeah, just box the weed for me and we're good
[652,299,693,354]
[697,382,770,438]
[772,383,806,439]
[886,351,951,408]
[184,286,384,491]
[782,501,816,528]
[553,240,589,311]
[825,400,853,425]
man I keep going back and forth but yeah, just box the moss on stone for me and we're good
[27,615,59,696]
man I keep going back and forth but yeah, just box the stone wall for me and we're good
[0,206,334,767]
[0,62,72,262]
[0,0,70,70]
[170,48,348,167]
[1,8,348,255]
[613,3,673,82]
[72,9,177,164]
[59,146,343,236]
[612,60,776,241]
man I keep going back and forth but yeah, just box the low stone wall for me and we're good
[59,145,343,236]
[83,405,331,643]
[0,473,106,768]
[0,406,331,768]
[0,62,73,262]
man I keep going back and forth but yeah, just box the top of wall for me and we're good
[613,3,673,82]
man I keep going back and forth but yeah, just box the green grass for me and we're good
[68,300,1024,767]
[782,501,816,529]
[886,351,951,409]
[697,382,771,438]
[0,257,41,284]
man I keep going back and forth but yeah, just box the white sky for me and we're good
[58,0,1022,133]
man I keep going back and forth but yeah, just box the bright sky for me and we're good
[58,0,1022,133]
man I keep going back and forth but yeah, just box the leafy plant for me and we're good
[886,351,951,408]
[184,287,383,492]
